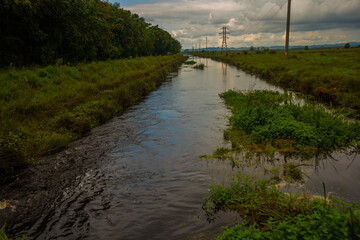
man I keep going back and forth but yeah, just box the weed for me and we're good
[0,225,26,240]
[193,63,205,70]
[184,60,197,65]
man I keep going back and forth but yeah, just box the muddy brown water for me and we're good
[1,56,359,239]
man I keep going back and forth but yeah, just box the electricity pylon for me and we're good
[220,27,229,53]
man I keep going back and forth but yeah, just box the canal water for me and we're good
[2,56,359,239]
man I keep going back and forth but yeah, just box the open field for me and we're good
[192,49,360,118]
[0,55,186,179]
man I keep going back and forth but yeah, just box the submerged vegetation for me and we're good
[219,90,360,159]
[193,49,360,118]
[0,55,186,180]
[193,63,205,70]
[203,174,360,240]
[184,60,197,65]
[0,225,26,240]
[203,89,360,239]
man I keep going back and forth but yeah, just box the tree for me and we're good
[344,43,350,49]
[304,46,309,50]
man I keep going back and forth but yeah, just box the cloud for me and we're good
[124,0,360,48]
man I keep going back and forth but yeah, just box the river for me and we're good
[1,56,359,239]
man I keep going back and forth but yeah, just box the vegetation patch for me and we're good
[184,60,197,65]
[0,225,26,240]
[0,55,186,180]
[203,174,360,239]
[219,90,360,159]
[193,49,360,118]
[193,63,205,70]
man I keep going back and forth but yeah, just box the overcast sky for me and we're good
[111,0,360,49]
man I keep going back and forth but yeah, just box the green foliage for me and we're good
[203,176,360,240]
[344,43,351,49]
[0,0,181,67]
[0,55,186,180]
[0,225,27,240]
[193,63,205,69]
[192,49,360,117]
[184,60,197,65]
[219,90,360,158]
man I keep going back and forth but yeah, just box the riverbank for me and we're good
[192,49,360,118]
[0,54,186,180]
[202,89,360,239]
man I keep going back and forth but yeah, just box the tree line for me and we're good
[0,0,182,67]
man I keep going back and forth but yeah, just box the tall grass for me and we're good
[193,49,360,118]
[0,55,186,179]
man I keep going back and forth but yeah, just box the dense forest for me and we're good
[0,0,182,67]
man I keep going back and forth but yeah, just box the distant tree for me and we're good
[304,46,309,50]
[344,43,350,49]
[250,46,255,51]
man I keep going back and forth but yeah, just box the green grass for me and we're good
[0,54,186,179]
[193,49,360,118]
[203,174,360,240]
[0,225,26,240]
[219,90,360,159]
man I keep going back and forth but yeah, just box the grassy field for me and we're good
[193,49,360,118]
[0,55,186,179]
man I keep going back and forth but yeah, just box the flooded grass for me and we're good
[193,49,360,118]
[202,89,360,239]
[219,90,360,159]
[0,55,186,179]
[203,174,360,240]
[193,63,205,70]
[184,60,197,65]
[0,225,26,240]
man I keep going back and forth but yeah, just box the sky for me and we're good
[111,0,360,49]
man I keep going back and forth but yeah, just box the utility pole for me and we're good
[206,37,208,51]
[220,27,229,53]
[199,41,201,50]
[285,0,291,59]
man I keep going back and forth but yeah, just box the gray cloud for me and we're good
[125,0,360,48]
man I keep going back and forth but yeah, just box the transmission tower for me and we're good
[219,27,229,53]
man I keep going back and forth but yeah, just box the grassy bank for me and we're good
[203,90,360,239]
[0,54,186,179]
[203,174,360,240]
[192,49,360,118]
